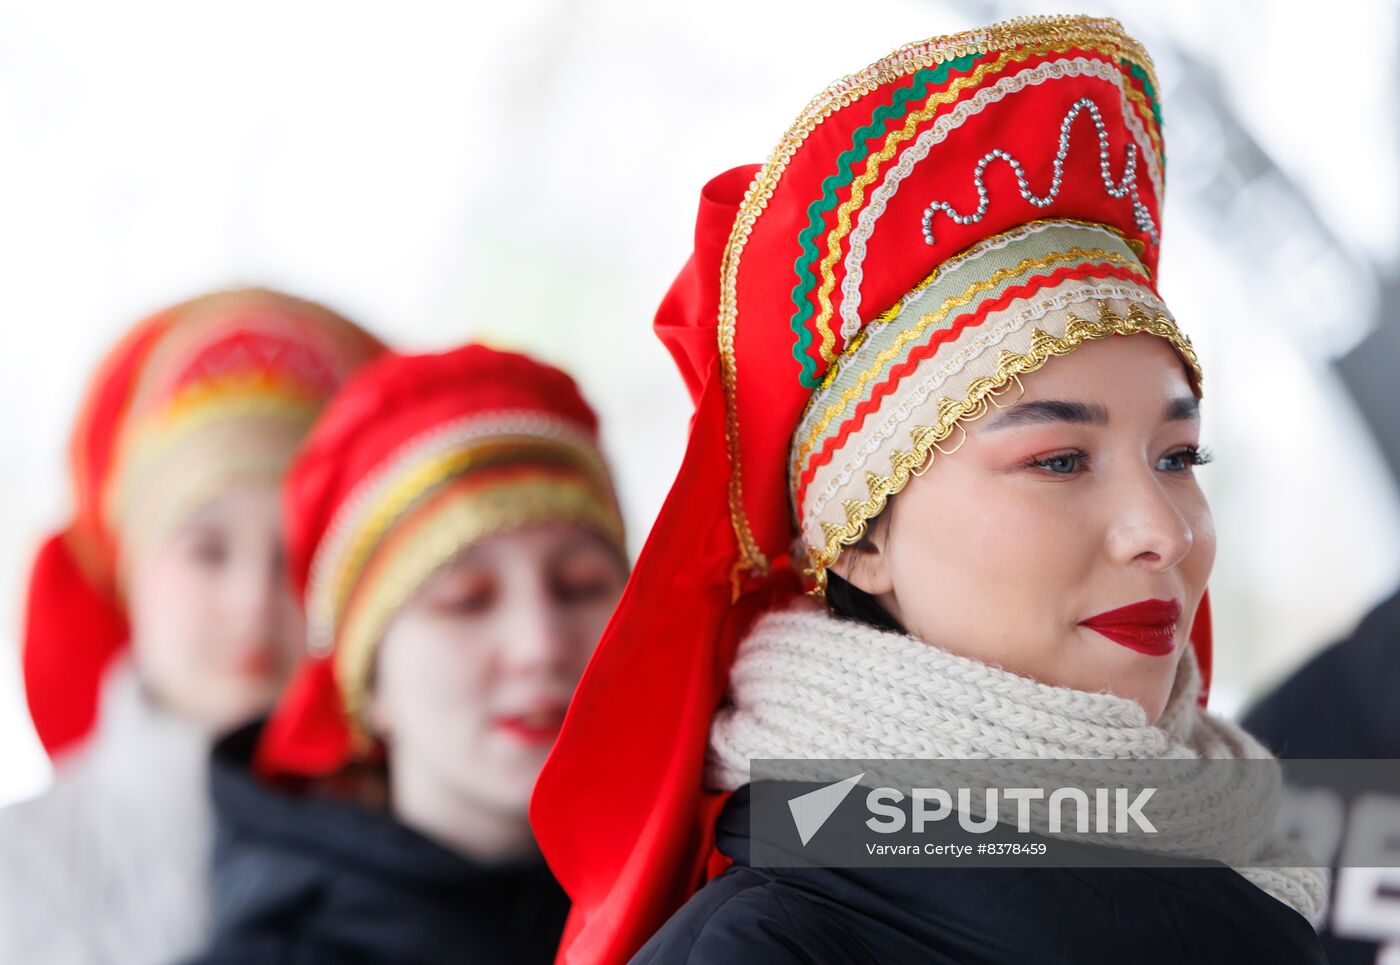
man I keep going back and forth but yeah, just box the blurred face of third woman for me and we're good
[125,484,303,733]
[367,524,627,838]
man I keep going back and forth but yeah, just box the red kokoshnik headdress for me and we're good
[22,288,385,758]
[532,16,1214,965]
[254,344,627,779]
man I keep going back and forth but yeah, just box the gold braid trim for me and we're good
[718,16,1154,579]
[806,301,1202,591]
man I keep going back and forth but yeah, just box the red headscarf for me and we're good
[255,344,626,779]
[532,17,1213,964]
[23,288,384,758]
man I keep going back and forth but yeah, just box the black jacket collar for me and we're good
[196,722,568,964]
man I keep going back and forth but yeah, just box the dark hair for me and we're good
[825,569,906,634]
[817,493,908,634]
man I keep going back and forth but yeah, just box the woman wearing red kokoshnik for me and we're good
[0,289,382,964]
[196,345,629,963]
[532,16,1328,964]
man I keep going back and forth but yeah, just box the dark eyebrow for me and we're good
[986,399,1110,431]
[1164,395,1200,422]
[986,395,1201,431]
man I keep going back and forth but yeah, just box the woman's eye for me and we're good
[1028,450,1087,475]
[553,578,614,605]
[425,582,495,614]
[187,535,229,568]
[441,595,493,615]
[451,593,494,613]
[1158,445,1213,472]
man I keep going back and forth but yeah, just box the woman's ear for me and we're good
[829,512,896,597]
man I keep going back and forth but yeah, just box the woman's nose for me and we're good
[222,549,289,642]
[499,601,574,675]
[1104,468,1195,570]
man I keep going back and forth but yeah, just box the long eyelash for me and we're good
[1027,449,1088,470]
[1181,445,1213,467]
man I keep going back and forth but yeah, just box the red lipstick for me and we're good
[1079,598,1181,656]
[493,706,568,746]
[234,648,276,677]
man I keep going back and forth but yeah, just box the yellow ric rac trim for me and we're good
[847,219,1148,359]
[793,246,1148,470]
[335,474,626,746]
[118,378,321,455]
[806,301,1202,590]
[717,15,1155,577]
[808,219,1148,404]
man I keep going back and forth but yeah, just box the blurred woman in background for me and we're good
[194,344,628,963]
[0,288,383,963]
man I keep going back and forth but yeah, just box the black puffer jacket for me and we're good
[1246,586,1400,760]
[1246,585,1400,965]
[190,723,569,965]
[632,783,1327,964]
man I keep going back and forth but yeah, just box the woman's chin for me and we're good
[449,767,536,818]
[1093,675,1176,724]
[194,680,281,733]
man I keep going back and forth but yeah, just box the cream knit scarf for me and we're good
[706,603,1327,922]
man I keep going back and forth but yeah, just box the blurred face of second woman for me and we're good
[368,524,627,821]
[125,483,303,732]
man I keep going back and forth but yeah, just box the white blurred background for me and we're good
[3,0,1398,806]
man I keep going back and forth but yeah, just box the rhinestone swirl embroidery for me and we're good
[837,60,1161,341]
[920,97,1159,248]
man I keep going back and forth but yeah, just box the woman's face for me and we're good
[835,333,1214,722]
[126,484,303,731]
[368,524,627,819]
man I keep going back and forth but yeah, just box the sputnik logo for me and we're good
[788,773,865,846]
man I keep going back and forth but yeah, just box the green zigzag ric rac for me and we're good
[787,53,982,389]
[1122,59,1164,164]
